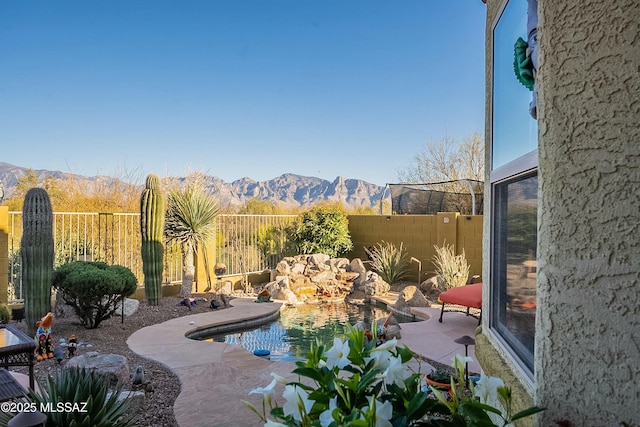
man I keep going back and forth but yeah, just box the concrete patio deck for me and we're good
[127,297,482,427]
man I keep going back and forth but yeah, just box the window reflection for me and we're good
[492,0,538,169]
[493,173,537,369]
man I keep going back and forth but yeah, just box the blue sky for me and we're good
[0,1,486,187]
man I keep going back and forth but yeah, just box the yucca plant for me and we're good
[432,243,470,290]
[165,182,219,298]
[28,367,134,427]
[364,241,411,285]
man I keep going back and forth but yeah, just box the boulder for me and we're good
[362,272,390,297]
[394,285,430,310]
[67,352,130,386]
[348,258,367,288]
[114,298,140,317]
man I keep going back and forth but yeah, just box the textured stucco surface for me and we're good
[536,0,640,425]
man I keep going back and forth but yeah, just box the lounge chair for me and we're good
[438,282,482,324]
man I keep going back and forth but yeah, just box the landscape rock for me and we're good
[348,258,367,288]
[393,285,430,313]
[115,298,140,317]
[67,351,130,385]
[362,272,390,297]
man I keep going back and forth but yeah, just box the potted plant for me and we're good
[425,367,457,391]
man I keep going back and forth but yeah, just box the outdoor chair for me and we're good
[438,281,482,324]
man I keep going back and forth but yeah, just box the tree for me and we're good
[286,206,352,258]
[398,132,484,188]
[165,179,219,298]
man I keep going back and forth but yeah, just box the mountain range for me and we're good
[0,162,387,209]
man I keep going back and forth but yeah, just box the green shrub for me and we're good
[52,261,137,329]
[432,243,470,291]
[0,304,11,324]
[286,207,352,258]
[364,241,411,285]
[28,367,134,427]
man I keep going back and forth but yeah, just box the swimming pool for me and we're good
[196,301,413,362]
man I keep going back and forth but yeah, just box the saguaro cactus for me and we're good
[140,174,165,305]
[21,188,54,333]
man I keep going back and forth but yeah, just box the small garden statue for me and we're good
[256,288,272,303]
[34,312,54,361]
[67,334,78,357]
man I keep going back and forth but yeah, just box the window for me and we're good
[490,0,538,375]
[491,172,537,370]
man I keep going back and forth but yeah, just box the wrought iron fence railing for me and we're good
[7,212,296,301]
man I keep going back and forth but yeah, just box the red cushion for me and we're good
[438,283,483,309]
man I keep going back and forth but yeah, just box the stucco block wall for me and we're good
[535,0,640,425]
[0,207,8,304]
[348,214,483,281]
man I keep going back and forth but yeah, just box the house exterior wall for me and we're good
[536,0,640,425]
[480,0,640,425]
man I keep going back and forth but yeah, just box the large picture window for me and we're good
[490,0,538,375]
[491,172,537,370]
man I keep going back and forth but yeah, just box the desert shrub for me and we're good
[364,241,411,285]
[432,243,470,290]
[52,261,137,329]
[286,207,352,258]
[0,304,11,324]
[28,367,134,427]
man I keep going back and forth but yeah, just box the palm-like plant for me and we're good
[165,183,219,298]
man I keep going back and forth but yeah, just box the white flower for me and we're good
[474,373,504,404]
[371,338,398,353]
[452,354,473,367]
[282,384,314,422]
[270,372,288,385]
[365,396,393,427]
[249,377,277,396]
[365,348,392,370]
[382,354,410,387]
[325,337,351,370]
[264,419,288,427]
[319,397,338,427]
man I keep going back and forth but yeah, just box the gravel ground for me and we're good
[11,293,228,427]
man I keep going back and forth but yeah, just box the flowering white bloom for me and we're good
[270,372,289,385]
[249,377,277,396]
[325,337,351,370]
[319,397,338,427]
[365,348,392,370]
[382,354,410,387]
[365,396,393,427]
[371,338,398,353]
[264,419,288,427]
[474,373,505,404]
[452,354,473,367]
[282,384,313,422]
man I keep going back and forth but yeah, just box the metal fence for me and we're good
[7,212,296,301]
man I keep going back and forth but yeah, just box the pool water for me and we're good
[198,301,413,362]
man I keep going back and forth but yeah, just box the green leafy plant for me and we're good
[286,207,352,258]
[426,367,457,385]
[432,243,470,291]
[52,261,137,329]
[245,327,544,427]
[364,241,411,285]
[28,367,134,427]
[0,303,11,324]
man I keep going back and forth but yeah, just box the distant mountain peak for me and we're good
[0,162,385,209]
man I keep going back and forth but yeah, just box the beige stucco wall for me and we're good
[535,0,640,425]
